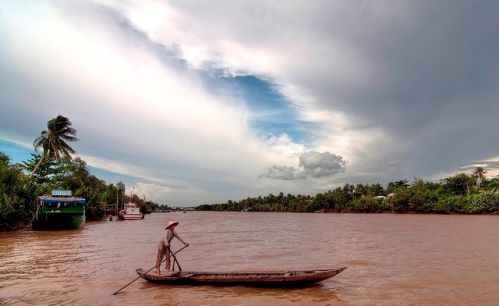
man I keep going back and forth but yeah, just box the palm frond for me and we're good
[33,131,48,150]
[31,115,79,175]
[60,140,76,155]
[60,134,79,142]
[59,126,77,135]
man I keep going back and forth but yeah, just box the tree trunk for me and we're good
[30,153,46,176]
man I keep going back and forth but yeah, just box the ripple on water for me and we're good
[1,213,499,305]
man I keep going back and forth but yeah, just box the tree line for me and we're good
[197,169,499,214]
[2,115,498,231]
[0,151,165,231]
[0,115,164,231]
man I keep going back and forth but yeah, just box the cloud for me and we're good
[126,182,171,203]
[261,165,305,180]
[111,0,498,183]
[0,2,286,203]
[263,133,305,155]
[262,151,345,180]
[299,151,346,178]
[1,1,497,204]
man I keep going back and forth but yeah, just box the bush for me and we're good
[388,188,412,212]
[432,193,499,214]
[350,196,389,213]
[85,202,107,220]
[433,195,462,213]
[462,193,499,213]
[0,154,36,231]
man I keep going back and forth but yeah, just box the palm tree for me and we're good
[472,166,487,190]
[31,115,79,175]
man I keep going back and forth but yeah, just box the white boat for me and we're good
[118,203,144,220]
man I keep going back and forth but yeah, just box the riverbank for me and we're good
[0,151,161,232]
[198,190,499,215]
[2,149,498,232]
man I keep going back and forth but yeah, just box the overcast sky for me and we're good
[1,1,498,205]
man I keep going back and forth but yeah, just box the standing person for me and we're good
[156,220,188,275]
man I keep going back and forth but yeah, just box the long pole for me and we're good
[172,253,182,271]
[116,189,118,216]
[112,244,189,295]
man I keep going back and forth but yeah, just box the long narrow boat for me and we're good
[136,267,346,287]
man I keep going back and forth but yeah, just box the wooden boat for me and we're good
[136,267,346,287]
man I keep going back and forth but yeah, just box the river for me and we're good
[0,212,498,305]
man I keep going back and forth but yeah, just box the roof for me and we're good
[38,196,86,204]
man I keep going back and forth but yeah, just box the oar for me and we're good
[113,244,189,295]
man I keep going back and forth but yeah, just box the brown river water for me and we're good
[0,212,498,305]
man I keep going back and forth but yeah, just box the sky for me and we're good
[0,1,498,205]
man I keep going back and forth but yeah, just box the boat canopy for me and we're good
[38,196,86,204]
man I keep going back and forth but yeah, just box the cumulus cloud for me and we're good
[0,2,282,204]
[261,165,305,180]
[262,151,345,180]
[109,0,498,182]
[0,1,497,204]
[299,151,346,178]
[263,133,305,155]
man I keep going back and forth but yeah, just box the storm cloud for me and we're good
[1,1,498,204]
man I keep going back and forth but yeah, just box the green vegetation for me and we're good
[0,115,163,231]
[0,152,35,230]
[197,174,499,214]
[32,115,79,175]
[2,114,498,230]
[0,150,163,230]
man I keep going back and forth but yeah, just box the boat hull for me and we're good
[117,203,144,220]
[32,207,86,230]
[136,267,346,287]
[117,214,144,220]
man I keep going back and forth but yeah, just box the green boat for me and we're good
[32,190,86,230]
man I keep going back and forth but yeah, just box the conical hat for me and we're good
[165,220,179,229]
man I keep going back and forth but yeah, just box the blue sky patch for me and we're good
[204,74,320,145]
[0,140,33,164]
[0,139,138,186]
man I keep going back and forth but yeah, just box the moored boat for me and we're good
[32,190,86,230]
[118,203,144,220]
[136,267,346,287]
